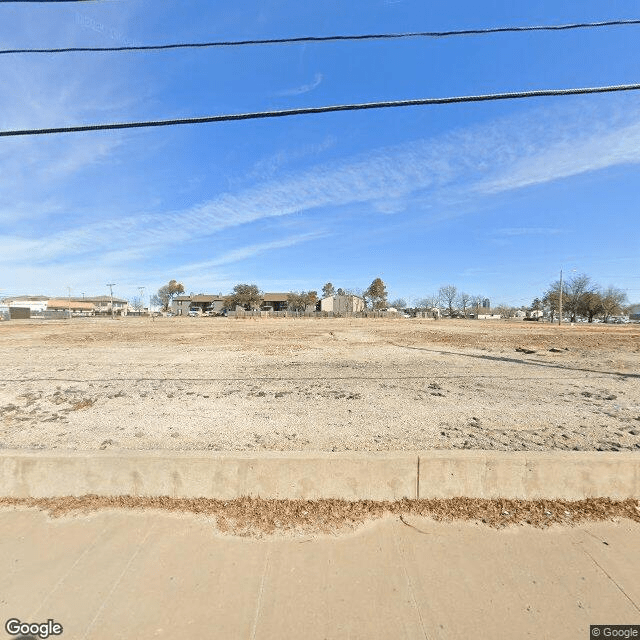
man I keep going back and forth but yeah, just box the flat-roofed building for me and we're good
[3,296,49,314]
[77,296,129,316]
[319,295,365,313]
[47,299,95,316]
[172,295,226,315]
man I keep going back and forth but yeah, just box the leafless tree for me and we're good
[416,294,439,310]
[577,291,603,322]
[287,291,318,312]
[600,286,627,322]
[563,273,593,322]
[494,304,516,318]
[438,285,458,317]
[457,292,471,317]
[130,296,144,312]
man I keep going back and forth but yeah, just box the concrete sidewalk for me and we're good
[1,509,639,639]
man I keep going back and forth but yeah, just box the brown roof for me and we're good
[262,293,289,302]
[47,299,94,311]
[74,296,127,303]
[191,295,224,302]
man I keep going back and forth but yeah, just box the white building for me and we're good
[3,296,48,314]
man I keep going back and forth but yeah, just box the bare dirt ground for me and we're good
[1,316,639,452]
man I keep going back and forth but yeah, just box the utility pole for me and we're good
[107,283,116,319]
[67,286,72,320]
[558,269,563,326]
[138,286,146,315]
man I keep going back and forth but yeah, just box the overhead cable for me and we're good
[2,18,640,55]
[2,83,640,138]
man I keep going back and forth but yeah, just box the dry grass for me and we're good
[71,399,96,411]
[1,496,639,537]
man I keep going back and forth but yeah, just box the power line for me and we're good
[1,82,639,138]
[2,18,640,55]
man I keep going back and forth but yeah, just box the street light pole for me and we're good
[107,283,116,319]
[558,269,563,326]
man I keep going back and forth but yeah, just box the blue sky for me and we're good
[1,0,639,307]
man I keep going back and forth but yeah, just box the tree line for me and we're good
[148,274,632,321]
[536,273,628,323]
[149,278,392,312]
[414,285,489,317]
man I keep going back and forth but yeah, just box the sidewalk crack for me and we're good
[580,547,640,614]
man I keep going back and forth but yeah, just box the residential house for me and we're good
[261,293,289,311]
[77,296,129,316]
[172,295,226,315]
[172,295,191,316]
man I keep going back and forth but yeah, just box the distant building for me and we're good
[3,296,48,314]
[172,292,291,315]
[75,296,129,316]
[261,293,289,312]
[47,299,95,316]
[172,295,191,316]
[319,295,365,313]
[172,294,226,316]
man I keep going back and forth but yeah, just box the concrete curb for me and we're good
[418,451,640,500]
[0,450,638,500]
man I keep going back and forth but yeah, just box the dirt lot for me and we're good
[1,317,639,452]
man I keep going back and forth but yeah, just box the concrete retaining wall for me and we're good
[0,450,638,500]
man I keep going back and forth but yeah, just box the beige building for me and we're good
[75,296,129,316]
[47,299,95,316]
[320,295,365,313]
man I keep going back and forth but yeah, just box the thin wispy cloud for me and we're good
[4,78,640,298]
[276,72,324,96]
[177,232,327,273]
[474,105,640,195]
[6,98,640,268]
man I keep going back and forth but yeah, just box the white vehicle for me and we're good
[188,308,200,317]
